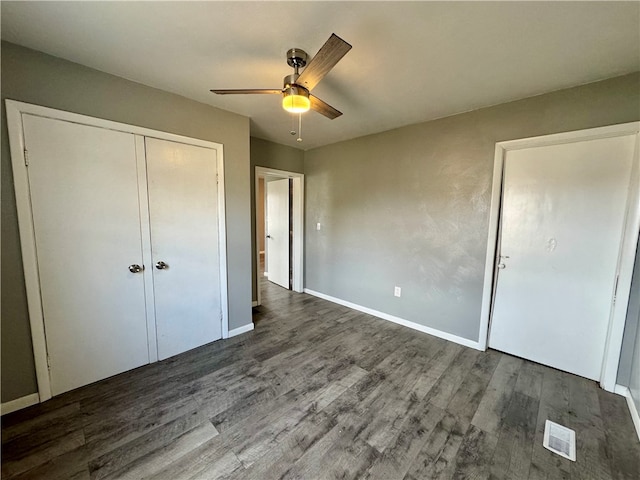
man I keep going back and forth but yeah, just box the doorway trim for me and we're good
[255,167,304,306]
[6,100,230,402]
[478,121,640,392]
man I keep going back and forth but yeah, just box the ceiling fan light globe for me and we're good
[282,93,310,113]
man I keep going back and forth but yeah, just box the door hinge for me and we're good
[24,148,29,166]
[46,354,52,371]
[613,275,619,304]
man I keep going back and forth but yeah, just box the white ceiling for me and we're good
[2,1,638,150]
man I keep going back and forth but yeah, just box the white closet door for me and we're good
[489,135,635,380]
[23,114,150,396]
[266,178,290,289]
[145,138,222,360]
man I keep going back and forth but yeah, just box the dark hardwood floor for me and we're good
[2,277,639,479]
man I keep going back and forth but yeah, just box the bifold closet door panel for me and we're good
[145,138,222,360]
[22,115,150,396]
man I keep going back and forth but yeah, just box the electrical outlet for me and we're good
[316,222,321,230]
[394,286,401,297]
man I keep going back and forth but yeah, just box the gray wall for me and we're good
[250,137,304,302]
[304,73,640,344]
[1,42,253,403]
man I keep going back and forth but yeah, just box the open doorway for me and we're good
[255,167,304,306]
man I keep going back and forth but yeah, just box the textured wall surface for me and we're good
[304,73,640,343]
[250,137,304,302]
[1,42,252,403]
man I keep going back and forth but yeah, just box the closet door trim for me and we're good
[6,100,229,402]
[134,135,159,363]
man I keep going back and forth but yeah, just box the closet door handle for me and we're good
[128,264,143,273]
[155,261,169,270]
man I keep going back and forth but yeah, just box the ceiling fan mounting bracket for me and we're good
[286,48,308,71]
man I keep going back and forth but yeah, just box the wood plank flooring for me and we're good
[2,278,639,479]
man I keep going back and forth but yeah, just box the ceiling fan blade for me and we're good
[296,34,352,91]
[211,89,282,95]
[310,94,342,119]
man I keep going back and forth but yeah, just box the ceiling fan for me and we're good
[211,33,352,119]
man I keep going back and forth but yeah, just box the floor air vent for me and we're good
[543,420,576,461]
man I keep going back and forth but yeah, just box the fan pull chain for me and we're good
[297,113,303,143]
[290,112,296,136]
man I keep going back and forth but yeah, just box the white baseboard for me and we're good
[303,288,482,351]
[1,392,39,416]
[263,272,269,277]
[614,384,640,441]
[252,301,258,307]
[228,323,254,338]
[614,384,628,396]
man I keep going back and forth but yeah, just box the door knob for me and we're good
[155,261,169,270]
[128,264,143,273]
[497,263,506,269]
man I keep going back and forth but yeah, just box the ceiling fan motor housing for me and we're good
[283,74,309,97]
[283,85,309,98]
[282,73,304,88]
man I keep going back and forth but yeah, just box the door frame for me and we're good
[6,100,230,402]
[478,122,640,392]
[255,167,304,306]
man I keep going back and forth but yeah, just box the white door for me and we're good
[266,178,290,289]
[145,138,222,360]
[23,114,150,396]
[489,135,636,380]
